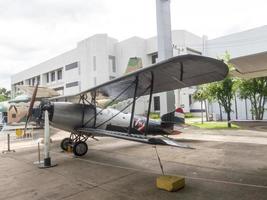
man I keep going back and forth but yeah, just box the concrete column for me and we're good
[156,0,175,115]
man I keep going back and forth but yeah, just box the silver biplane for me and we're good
[24,54,228,156]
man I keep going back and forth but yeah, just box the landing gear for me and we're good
[60,131,90,156]
[73,141,88,156]
[60,137,72,151]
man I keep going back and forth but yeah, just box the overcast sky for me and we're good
[0,0,266,89]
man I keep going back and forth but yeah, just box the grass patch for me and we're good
[149,112,160,119]
[187,121,239,129]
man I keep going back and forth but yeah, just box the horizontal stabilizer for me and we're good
[77,128,193,149]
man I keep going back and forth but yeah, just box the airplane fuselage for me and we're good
[49,102,170,135]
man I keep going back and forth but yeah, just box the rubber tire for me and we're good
[60,137,72,151]
[73,141,88,157]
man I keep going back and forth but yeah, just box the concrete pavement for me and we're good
[0,128,267,199]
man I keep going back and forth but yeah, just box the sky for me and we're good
[0,0,267,89]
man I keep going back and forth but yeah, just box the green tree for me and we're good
[0,87,10,102]
[193,86,207,124]
[238,77,267,120]
[207,78,236,127]
[193,52,236,128]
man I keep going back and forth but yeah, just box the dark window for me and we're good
[154,96,160,111]
[109,55,116,72]
[54,86,64,91]
[65,62,78,71]
[46,73,49,83]
[66,81,79,88]
[12,114,16,118]
[51,71,55,82]
[57,69,62,80]
[189,94,192,105]
[28,79,31,86]
[151,53,158,64]
[37,76,40,84]
[32,78,35,86]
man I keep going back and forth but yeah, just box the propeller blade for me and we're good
[24,83,39,135]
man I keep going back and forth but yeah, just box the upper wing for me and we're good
[50,54,228,103]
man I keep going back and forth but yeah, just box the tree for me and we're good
[207,78,236,127]
[193,86,207,124]
[238,77,267,120]
[193,52,236,128]
[0,87,10,102]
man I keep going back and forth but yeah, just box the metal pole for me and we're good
[145,72,154,136]
[128,76,139,134]
[44,110,50,161]
[39,110,57,168]
[2,133,15,153]
[7,133,10,151]
[38,142,40,163]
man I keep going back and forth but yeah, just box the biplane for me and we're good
[24,54,228,156]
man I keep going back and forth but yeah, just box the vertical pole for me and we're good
[44,110,50,162]
[7,134,10,151]
[145,72,154,136]
[245,98,248,120]
[128,77,139,134]
[156,0,175,114]
[201,101,204,124]
[38,142,40,163]
[39,110,57,168]
[92,91,97,128]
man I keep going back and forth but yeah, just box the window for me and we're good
[153,96,160,111]
[151,53,158,64]
[51,71,55,82]
[28,79,31,86]
[37,76,40,84]
[109,76,116,80]
[65,62,78,70]
[54,87,64,95]
[109,55,116,73]
[93,56,96,71]
[32,78,35,86]
[46,73,49,83]
[189,94,192,105]
[66,81,79,88]
[57,69,62,80]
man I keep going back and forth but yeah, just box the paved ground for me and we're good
[0,127,267,200]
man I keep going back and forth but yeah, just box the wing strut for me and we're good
[128,76,139,134]
[145,72,154,136]
[82,81,135,127]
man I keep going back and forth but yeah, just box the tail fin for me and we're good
[161,108,185,128]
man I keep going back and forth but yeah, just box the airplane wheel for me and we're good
[73,141,88,157]
[60,137,72,151]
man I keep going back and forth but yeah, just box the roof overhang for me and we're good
[230,51,267,78]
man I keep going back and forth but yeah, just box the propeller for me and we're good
[24,83,39,135]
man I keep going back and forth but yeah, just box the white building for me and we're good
[11,25,267,119]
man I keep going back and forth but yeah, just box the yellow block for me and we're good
[156,175,185,192]
[16,129,23,137]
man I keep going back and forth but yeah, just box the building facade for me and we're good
[11,26,267,119]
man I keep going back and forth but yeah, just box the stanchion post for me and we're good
[2,133,15,153]
[38,110,57,168]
